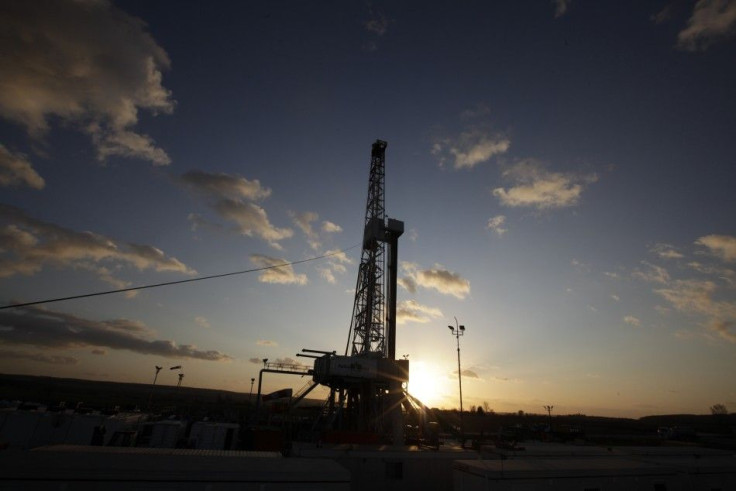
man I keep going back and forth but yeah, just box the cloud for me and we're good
[257,340,278,346]
[364,6,390,36]
[401,262,470,299]
[0,144,45,189]
[632,261,671,284]
[611,294,620,302]
[696,234,736,262]
[317,248,352,284]
[651,243,684,260]
[654,278,736,343]
[0,348,78,365]
[291,211,321,250]
[571,258,591,273]
[487,215,507,236]
[248,357,262,365]
[182,170,291,249]
[492,160,598,209]
[652,5,673,24]
[362,4,391,52]
[181,171,271,201]
[433,129,510,170]
[322,221,342,233]
[553,0,572,18]
[215,200,293,248]
[249,254,307,285]
[194,316,211,329]
[397,300,443,325]
[677,0,736,51]
[0,205,195,286]
[624,315,641,327]
[91,349,107,355]
[318,267,337,284]
[710,320,736,343]
[0,305,232,361]
[453,369,479,379]
[460,103,491,120]
[687,261,736,286]
[398,276,417,294]
[0,0,174,165]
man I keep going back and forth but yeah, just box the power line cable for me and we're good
[1,244,360,310]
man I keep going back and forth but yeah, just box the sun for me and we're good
[406,361,446,408]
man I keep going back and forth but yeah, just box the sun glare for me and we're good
[407,361,446,408]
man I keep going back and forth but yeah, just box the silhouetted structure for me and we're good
[310,140,408,444]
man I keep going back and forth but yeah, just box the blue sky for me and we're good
[1,0,735,417]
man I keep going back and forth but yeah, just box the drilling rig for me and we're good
[310,140,408,445]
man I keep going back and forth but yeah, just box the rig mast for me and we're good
[311,140,406,444]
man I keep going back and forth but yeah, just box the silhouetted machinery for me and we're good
[308,140,410,444]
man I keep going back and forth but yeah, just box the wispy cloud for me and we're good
[696,234,736,262]
[182,170,292,249]
[655,278,736,343]
[364,5,390,36]
[0,144,44,189]
[687,261,735,286]
[0,205,195,287]
[257,340,278,346]
[249,254,307,285]
[400,262,471,299]
[632,261,671,284]
[181,171,271,201]
[651,4,673,24]
[677,0,736,51]
[322,221,342,233]
[553,0,572,18]
[362,4,391,51]
[194,316,211,329]
[650,243,684,260]
[214,200,293,249]
[487,215,507,236]
[453,368,480,379]
[291,211,321,250]
[315,248,352,284]
[0,306,232,361]
[1,0,174,165]
[397,300,443,325]
[432,128,510,170]
[624,315,641,327]
[492,160,598,209]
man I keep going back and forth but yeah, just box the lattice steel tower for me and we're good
[346,139,388,357]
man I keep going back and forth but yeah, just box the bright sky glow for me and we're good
[1,0,736,418]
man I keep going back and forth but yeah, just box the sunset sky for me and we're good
[1,0,735,418]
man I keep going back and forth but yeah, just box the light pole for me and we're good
[249,377,255,402]
[147,365,163,411]
[544,405,554,429]
[448,317,466,446]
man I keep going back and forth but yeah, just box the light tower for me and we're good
[448,317,466,445]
